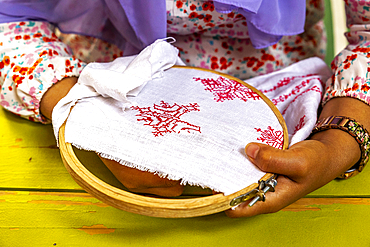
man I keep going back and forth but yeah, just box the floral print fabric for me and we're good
[0,0,370,123]
[322,0,370,105]
[167,0,326,79]
[0,21,85,123]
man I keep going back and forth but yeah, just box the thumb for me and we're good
[245,143,305,178]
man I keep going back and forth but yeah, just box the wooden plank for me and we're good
[1,191,370,246]
[0,146,80,190]
[2,107,370,197]
[0,109,80,190]
[308,166,370,197]
[0,109,56,146]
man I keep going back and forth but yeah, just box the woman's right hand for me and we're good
[41,77,184,197]
[100,157,184,197]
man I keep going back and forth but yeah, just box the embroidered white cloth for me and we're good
[53,40,331,195]
[245,58,331,146]
[52,38,185,136]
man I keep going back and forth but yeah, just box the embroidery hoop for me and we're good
[58,66,289,218]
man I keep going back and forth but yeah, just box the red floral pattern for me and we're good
[293,115,306,135]
[168,0,326,79]
[193,76,261,102]
[255,126,284,149]
[260,74,318,94]
[0,21,85,122]
[322,0,370,106]
[131,101,201,137]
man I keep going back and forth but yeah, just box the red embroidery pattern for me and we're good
[293,115,306,135]
[269,79,322,107]
[281,85,321,115]
[193,76,261,102]
[260,74,318,94]
[255,126,283,149]
[131,101,201,137]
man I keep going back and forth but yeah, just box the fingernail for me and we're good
[246,144,260,159]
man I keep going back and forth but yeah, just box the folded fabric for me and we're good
[53,38,185,140]
[53,39,331,195]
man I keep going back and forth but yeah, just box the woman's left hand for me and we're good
[226,97,370,218]
[226,128,361,218]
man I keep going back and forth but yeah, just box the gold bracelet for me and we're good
[311,116,370,179]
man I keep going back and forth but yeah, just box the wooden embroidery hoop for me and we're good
[58,66,289,218]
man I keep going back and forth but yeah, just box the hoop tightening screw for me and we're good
[248,179,277,207]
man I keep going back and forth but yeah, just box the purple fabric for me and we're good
[213,0,306,48]
[0,0,305,53]
[0,0,166,55]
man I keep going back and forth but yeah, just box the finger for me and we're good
[227,140,336,218]
[245,143,309,179]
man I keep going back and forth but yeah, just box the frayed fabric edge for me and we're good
[69,142,224,194]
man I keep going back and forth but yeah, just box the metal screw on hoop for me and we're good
[248,178,277,207]
[229,178,278,207]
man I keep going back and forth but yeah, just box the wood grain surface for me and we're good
[1,1,368,243]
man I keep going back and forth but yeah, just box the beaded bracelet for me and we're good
[311,116,370,179]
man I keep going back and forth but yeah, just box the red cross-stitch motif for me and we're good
[193,76,261,102]
[293,115,306,135]
[255,126,283,149]
[131,101,201,137]
[260,74,319,94]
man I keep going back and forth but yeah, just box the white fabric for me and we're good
[53,38,185,140]
[53,39,331,195]
[245,58,331,145]
[77,37,183,102]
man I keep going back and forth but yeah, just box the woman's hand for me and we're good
[41,77,184,197]
[100,157,184,197]
[227,97,370,218]
[226,130,359,217]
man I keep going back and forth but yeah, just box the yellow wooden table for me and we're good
[1,102,370,247]
[1,1,368,245]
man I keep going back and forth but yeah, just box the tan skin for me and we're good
[40,77,370,216]
[227,97,370,217]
